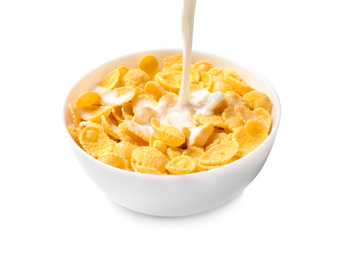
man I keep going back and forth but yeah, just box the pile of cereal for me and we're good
[67,54,273,174]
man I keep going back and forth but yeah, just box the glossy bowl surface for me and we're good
[63,49,281,217]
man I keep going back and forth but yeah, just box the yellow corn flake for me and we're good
[117,65,129,78]
[166,155,196,174]
[132,94,157,113]
[155,71,182,92]
[225,69,253,96]
[167,147,184,160]
[79,124,116,158]
[125,120,154,143]
[224,91,245,108]
[68,103,81,127]
[190,66,200,84]
[162,63,183,73]
[144,81,167,101]
[123,69,150,88]
[183,146,204,158]
[204,132,228,151]
[100,87,135,107]
[114,140,138,162]
[212,81,232,93]
[243,90,273,113]
[152,140,167,155]
[197,163,222,171]
[121,102,133,117]
[98,152,130,170]
[222,107,244,131]
[207,67,225,82]
[101,115,120,140]
[194,60,213,74]
[231,119,269,157]
[149,135,156,147]
[234,106,271,130]
[111,106,124,124]
[193,113,226,128]
[254,108,272,132]
[75,91,100,108]
[224,68,245,83]
[150,117,161,129]
[190,83,204,93]
[158,92,178,105]
[131,147,168,174]
[234,105,256,122]
[117,121,149,146]
[199,139,239,166]
[79,121,100,130]
[133,106,157,125]
[188,123,214,147]
[157,125,186,147]
[138,54,159,80]
[163,54,183,68]
[199,72,213,91]
[99,69,122,90]
[80,105,112,123]
[68,125,81,146]
[151,118,185,147]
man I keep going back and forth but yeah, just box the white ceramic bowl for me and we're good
[63,49,281,217]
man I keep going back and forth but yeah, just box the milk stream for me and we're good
[177,0,197,109]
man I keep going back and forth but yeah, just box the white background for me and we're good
[1,0,349,259]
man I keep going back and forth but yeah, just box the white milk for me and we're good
[177,0,197,109]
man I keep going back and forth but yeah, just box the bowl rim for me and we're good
[63,48,281,178]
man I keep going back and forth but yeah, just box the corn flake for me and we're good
[166,155,196,174]
[76,91,100,107]
[132,94,157,112]
[188,123,214,147]
[68,103,81,127]
[183,146,204,158]
[99,69,122,90]
[114,140,138,162]
[167,147,184,160]
[204,132,228,151]
[199,139,239,166]
[101,115,120,140]
[144,81,167,101]
[138,54,159,80]
[224,69,253,96]
[98,152,130,170]
[193,113,226,128]
[131,147,168,174]
[68,125,81,146]
[156,71,182,92]
[125,120,154,143]
[232,119,269,157]
[124,69,149,88]
[100,87,135,107]
[222,107,244,131]
[152,140,167,155]
[79,124,116,158]
[243,90,273,113]
[117,121,149,146]
[80,105,112,123]
[163,54,183,68]
[151,118,185,147]
[194,61,213,74]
